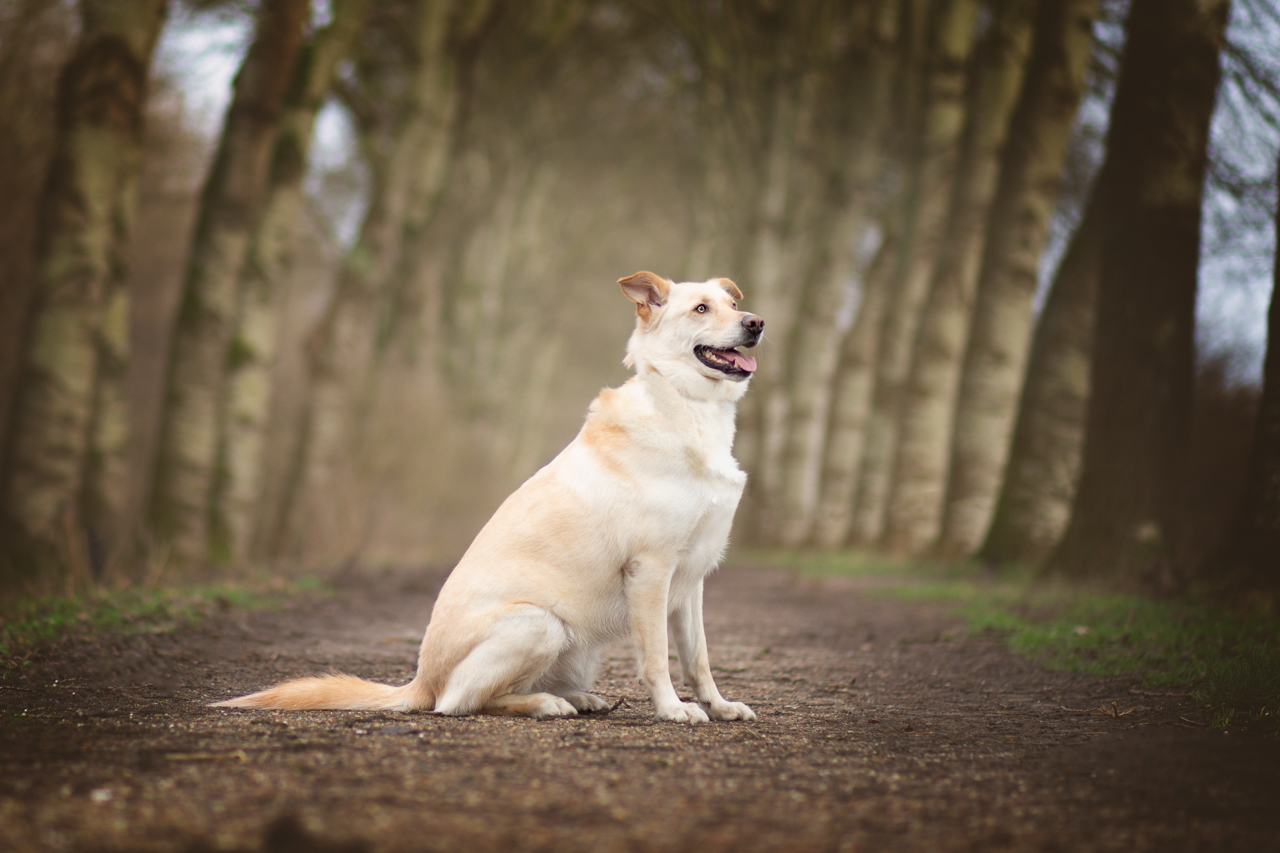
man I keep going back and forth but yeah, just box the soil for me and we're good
[1,562,1277,853]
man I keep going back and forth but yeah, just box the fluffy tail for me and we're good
[211,674,431,711]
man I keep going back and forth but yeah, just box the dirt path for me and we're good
[2,563,1277,853]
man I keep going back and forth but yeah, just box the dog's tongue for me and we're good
[729,350,757,373]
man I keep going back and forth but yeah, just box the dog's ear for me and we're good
[717,278,743,300]
[619,271,670,314]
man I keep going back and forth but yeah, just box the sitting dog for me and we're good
[215,271,763,723]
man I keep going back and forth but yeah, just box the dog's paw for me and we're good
[706,700,757,722]
[528,695,579,719]
[654,701,710,724]
[561,691,611,713]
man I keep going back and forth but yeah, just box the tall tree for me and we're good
[977,196,1101,566]
[212,0,374,563]
[848,0,982,544]
[934,0,1099,558]
[2,0,168,577]
[771,0,900,547]
[811,232,896,547]
[1046,0,1230,582]
[881,0,1037,555]
[147,0,309,566]
[1202,152,1280,594]
[276,0,496,560]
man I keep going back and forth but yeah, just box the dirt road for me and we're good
[1,563,1277,852]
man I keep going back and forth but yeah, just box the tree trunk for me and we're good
[1046,0,1229,583]
[1201,157,1280,595]
[213,0,373,564]
[934,0,1099,558]
[147,0,308,567]
[771,0,900,547]
[849,0,982,545]
[283,0,485,562]
[738,72,820,528]
[882,0,1037,555]
[2,0,167,577]
[811,233,895,548]
[977,197,1100,566]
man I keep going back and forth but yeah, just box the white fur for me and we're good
[214,273,759,724]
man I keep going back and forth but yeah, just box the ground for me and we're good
[1,563,1277,853]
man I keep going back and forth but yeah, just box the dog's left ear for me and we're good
[619,271,670,314]
[717,278,744,300]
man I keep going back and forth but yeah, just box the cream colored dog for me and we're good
[215,271,763,723]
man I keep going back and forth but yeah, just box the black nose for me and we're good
[742,314,764,335]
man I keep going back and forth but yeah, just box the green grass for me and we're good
[0,576,325,678]
[742,549,1280,734]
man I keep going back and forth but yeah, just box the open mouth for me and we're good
[695,345,757,379]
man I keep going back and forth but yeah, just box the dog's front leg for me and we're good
[626,557,709,723]
[670,580,757,721]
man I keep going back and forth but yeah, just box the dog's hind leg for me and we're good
[432,604,577,719]
[534,642,611,713]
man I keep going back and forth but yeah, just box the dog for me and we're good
[214,271,764,723]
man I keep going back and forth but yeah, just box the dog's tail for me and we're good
[211,674,432,711]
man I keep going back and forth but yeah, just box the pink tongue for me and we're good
[728,351,757,373]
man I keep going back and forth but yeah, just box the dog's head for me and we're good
[619,271,764,401]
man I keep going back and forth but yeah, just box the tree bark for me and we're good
[849,0,982,545]
[771,0,900,547]
[1046,0,1229,583]
[282,0,490,561]
[1199,152,1280,594]
[811,233,895,548]
[977,197,1100,567]
[213,0,374,564]
[882,0,1037,555]
[2,0,167,577]
[935,0,1099,558]
[147,0,308,566]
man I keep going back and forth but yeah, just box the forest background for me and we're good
[1,0,1279,603]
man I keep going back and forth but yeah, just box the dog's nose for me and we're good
[742,314,764,335]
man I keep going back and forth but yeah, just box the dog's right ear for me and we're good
[619,271,670,316]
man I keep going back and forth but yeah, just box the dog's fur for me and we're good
[214,272,763,723]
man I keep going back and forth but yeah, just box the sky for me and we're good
[154,1,1279,384]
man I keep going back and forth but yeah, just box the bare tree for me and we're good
[978,195,1100,566]
[147,0,309,567]
[2,0,168,579]
[881,0,1038,555]
[849,0,982,544]
[213,0,375,563]
[771,0,901,547]
[1047,0,1231,583]
[934,0,1100,559]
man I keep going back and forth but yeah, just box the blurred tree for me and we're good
[934,0,1100,558]
[275,0,498,560]
[1203,153,1280,595]
[148,0,310,566]
[772,0,901,547]
[212,0,375,564]
[1047,0,1231,584]
[882,0,1038,555]
[977,192,1100,566]
[812,231,896,547]
[0,0,75,489]
[2,0,168,581]
[849,0,982,545]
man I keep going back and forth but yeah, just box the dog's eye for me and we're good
[695,304,708,314]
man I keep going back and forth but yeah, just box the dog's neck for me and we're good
[632,358,751,406]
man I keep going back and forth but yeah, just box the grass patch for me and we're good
[741,549,1280,733]
[0,576,324,678]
